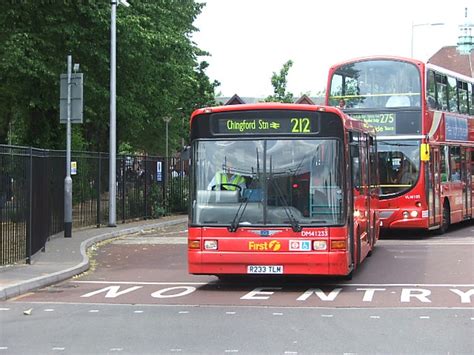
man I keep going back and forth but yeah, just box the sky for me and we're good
[192,0,471,98]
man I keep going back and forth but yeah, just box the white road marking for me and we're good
[226,312,236,315]
[133,310,144,314]
[0,347,8,350]
[113,237,187,245]
[73,280,474,287]
[109,348,123,352]
[419,316,430,319]
[284,352,298,354]
[225,350,239,353]
[370,315,380,319]
[273,312,283,316]
[44,309,55,312]
[178,311,189,314]
[170,349,182,352]
[74,281,207,285]
[89,309,99,313]
[52,347,65,351]
[321,314,334,318]
[0,308,10,311]
[381,240,474,246]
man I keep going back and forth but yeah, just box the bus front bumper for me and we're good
[380,209,429,229]
[188,251,351,276]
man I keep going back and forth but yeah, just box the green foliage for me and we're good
[0,1,219,154]
[150,183,166,218]
[264,60,294,103]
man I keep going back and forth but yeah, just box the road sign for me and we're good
[60,73,83,123]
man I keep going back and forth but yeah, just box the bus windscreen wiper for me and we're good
[229,150,260,233]
[228,189,254,233]
[269,178,302,233]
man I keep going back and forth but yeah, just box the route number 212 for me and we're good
[291,117,311,133]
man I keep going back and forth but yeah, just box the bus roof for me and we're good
[190,103,374,134]
[328,55,425,70]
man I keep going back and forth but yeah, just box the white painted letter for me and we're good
[151,286,196,298]
[297,288,342,301]
[449,289,474,304]
[81,285,142,298]
[401,288,432,303]
[357,288,386,302]
[240,287,281,300]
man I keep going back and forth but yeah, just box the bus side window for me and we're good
[458,80,469,114]
[449,146,461,182]
[469,83,474,115]
[440,146,449,182]
[435,73,448,111]
[471,148,474,184]
[369,136,378,194]
[447,76,458,113]
[427,70,437,109]
[350,132,361,190]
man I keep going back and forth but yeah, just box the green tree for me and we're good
[0,0,218,154]
[264,60,294,103]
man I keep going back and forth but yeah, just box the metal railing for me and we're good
[0,145,188,265]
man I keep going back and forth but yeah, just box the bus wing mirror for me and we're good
[420,143,430,161]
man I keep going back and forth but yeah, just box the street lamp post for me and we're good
[162,116,172,212]
[411,22,445,57]
[64,55,73,238]
[108,0,129,227]
[163,116,172,159]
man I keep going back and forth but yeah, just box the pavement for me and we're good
[0,215,188,301]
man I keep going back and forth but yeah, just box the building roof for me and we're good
[224,94,246,105]
[428,46,474,77]
[294,94,315,105]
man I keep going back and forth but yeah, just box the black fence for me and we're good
[0,145,189,266]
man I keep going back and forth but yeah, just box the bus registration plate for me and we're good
[247,265,283,274]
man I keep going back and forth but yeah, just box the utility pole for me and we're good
[108,0,130,227]
[64,55,73,238]
[60,56,82,238]
[109,0,117,227]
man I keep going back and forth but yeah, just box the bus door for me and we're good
[461,148,471,218]
[349,132,369,265]
[428,147,441,227]
[359,134,371,256]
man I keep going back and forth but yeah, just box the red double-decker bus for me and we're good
[188,103,379,279]
[326,55,474,233]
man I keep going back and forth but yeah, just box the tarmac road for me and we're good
[2,221,473,354]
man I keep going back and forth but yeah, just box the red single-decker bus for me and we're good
[188,103,379,279]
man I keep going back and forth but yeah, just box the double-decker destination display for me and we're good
[326,55,474,233]
[188,103,379,278]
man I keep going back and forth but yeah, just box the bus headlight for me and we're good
[402,211,410,219]
[410,211,418,218]
[204,240,218,250]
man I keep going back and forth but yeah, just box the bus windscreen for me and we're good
[192,138,344,227]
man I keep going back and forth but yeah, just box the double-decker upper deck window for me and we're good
[435,74,448,111]
[458,80,469,114]
[469,83,474,115]
[447,77,458,113]
[427,70,437,109]
[329,60,421,109]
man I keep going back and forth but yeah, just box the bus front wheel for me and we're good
[437,202,450,235]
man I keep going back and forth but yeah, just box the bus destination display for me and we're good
[351,113,396,134]
[212,111,319,135]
